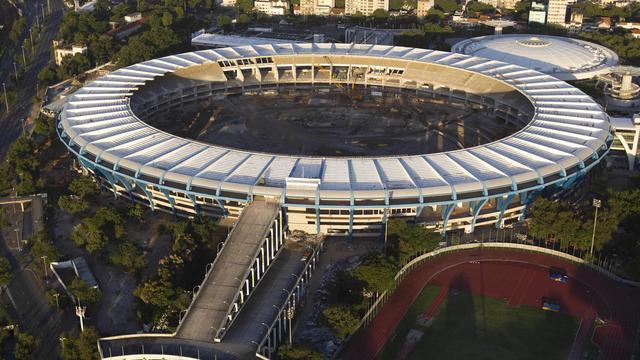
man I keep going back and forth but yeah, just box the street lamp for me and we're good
[13,62,18,82]
[21,45,26,66]
[2,83,8,112]
[285,305,295,345]
[14,228,20,252]
[590,198,602,257]
[41,256,48,279]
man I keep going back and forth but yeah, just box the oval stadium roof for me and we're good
[58,44,612,203]
[452,34,619,81]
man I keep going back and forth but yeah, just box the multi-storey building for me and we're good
[528,1,547,24]
[546,0,568,25]
[345,0,389,16]
[300,0,335,15]
[417,0,434,17]
[254,0,291,15]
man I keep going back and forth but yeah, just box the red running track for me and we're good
[344,248,640,360]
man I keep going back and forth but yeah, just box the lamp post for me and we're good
[75,301,86,332]
[29,28,34,54]
[13,62,18,82]
[590,198,602,258]
[41,255,47,279]
[2,83,8,112]
[14,228,20,252]
[285,305,295,345]
[21,45,26,66]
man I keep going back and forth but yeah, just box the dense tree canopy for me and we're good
[0,257,12,286]
[60,327,100,360]
[322,305,359,338]
[68,278,101,304]
[351,254,397,293]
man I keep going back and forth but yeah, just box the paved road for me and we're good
[0,0,64,156]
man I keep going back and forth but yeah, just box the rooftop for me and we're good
[452,34,619,80]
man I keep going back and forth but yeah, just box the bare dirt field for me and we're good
[151,90,515,157]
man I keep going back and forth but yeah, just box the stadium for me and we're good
[57,43,612,237]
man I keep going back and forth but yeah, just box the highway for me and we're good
[0,0,64,156]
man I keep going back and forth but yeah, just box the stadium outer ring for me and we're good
[57,43,612,236]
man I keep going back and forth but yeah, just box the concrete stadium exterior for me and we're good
[57,43,612,237]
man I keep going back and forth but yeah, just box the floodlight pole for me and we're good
[2,83,8,112]
[41,255,47,278]
[590,198,601,258]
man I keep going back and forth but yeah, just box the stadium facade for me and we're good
[57,44,612,237]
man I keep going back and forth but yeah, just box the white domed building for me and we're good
[452,34,619,81]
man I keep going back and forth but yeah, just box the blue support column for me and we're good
[441,203,455,235]
[186,193,200,215]
[139,185,156,211]
[495,194,514,228]
[160,189,177,215]
[112,173,135,204]
[315,191,321,234]
[468,198,488,233]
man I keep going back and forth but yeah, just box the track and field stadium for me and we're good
[57,43,612,236]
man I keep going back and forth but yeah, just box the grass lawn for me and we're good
[377,286,579,360]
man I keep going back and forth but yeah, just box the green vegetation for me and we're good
[14,329,39,360]
[322,305,360,338]
[59,326,100,360]
[0,137,43,196]
[466,1,495,14]
[70,207,125,253]
[108,240,147,274]
[352,254,396,293]
[28,230,61,268]
[387,219,441,264]
[0,257,12,286]
[378,287,578,360]
[134,216,217,329]
[579,31,640,65]
[68,278,101,304]
[277,344,323,360]
[58,175,99,215]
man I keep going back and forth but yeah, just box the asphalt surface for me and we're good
[0,0,64,156]
[345,248,640,360]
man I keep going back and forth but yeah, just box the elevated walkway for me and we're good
[176,201,283,342]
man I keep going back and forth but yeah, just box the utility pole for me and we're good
[590,198,601,258]
[41,256,47,278]
[75,302,86,332]
[286,306,294,345]
[2,83,8,112]
[29,28,34,54]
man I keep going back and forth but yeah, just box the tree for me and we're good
[0,207,10,229]
[277,345,323,360]
[435,0,460,12]
[351,254,396,293]
[28,230,60,267]
[162,11,174,26]
[59,195,89,215]
[237,14,251,28]
[60,326,100,360]
[235,0,254,13]
[38,67,58,86]
[372,8,390,21]
[109,241,147,273]
[466,1,494,14]
[33,114,56,139]
[128,203,145,222]
[322,305,359,338]
[69,177,98,199]
[387,219,441,262]
[71,207,125,253]
[217,15,232,29]
[68,278,101,304]
[0,257,12,286]
[14,330,39,360]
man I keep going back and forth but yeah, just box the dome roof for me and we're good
[452,34,619,80]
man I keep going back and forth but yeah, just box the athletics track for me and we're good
[344,248,640,360]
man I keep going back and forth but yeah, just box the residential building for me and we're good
[416,0,434,17]
[499,0,518,9]
[254,0,291,15]
[220,0,237,6]
[106,16,148,41]
[345,0,389,16]
[617,21,640,31]
[52,40,88,65]
[300,0,334,15]
[546,0,568,25]
[124,12,143,23]
[528,1,546,24]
